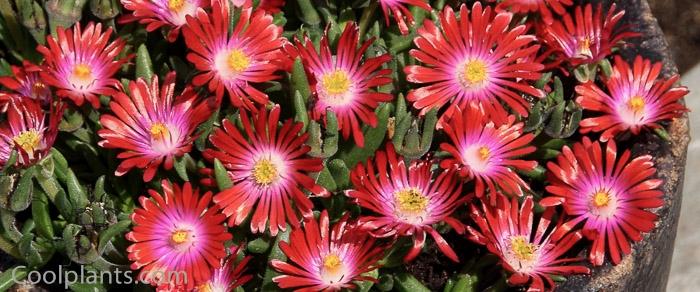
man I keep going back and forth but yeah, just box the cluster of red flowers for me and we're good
[0,0,688,291]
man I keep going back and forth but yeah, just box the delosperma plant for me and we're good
[0,0,689,291]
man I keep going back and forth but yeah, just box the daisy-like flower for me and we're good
[379,0,431,35]
[204,105,328,236]
[97,72,213,182]
[541,4,638,67]
[0,62,52,105]
[271,211,385,291]
[182,0,285,111]
[440,103,537,205]
[195,245,253,292]
[543,137,664,265]
[347,144,465,262]
[404,2,544,124]
[120,0,207,42]
[576,56,689,141]
[0,97,64,168]
[37,22,129,108]
[126,181,231,290]
[467,195,590,291]
[494,0,572,25]
[294,22,393,147]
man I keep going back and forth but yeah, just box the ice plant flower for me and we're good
[97,72,213,182]
[576,56,689,141]
[195,246,253,292]
[494,0,572,25]
[468,196,590,291]
[440,103,537,205]
[544,137,664,265]
[0,97,63,168]
[120,0,207,42]
[379,0,431,35]
[347,144,465,262]
[541,4,638,67]
[204,105,328,236]
[37,22,129,108]
[294,23,393,147]
[404,2,544,124]
[271,211,385,291]
[126,181,231,290]
[183,0,286,111]
[0,62,52,105]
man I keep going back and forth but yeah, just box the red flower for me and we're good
[258,0,285,13]
[0,61,52,105]
[379,0,431,35]
[347,144,465,262]
[37,22,130,108]
[468,195,590,291]
[294,23,393,147]
[120,0,208,42]
[195,245,252,292]
[98,72,213,182]
[405,2,544,125]
[126,181,231,290]
[541,4,638,67]
[204,105,328,236]
[0,97,64,168]
[440,103,537,205]
[494,0,572,25]
[543,137,664,265]
[183,0,286,110]
[577,56,689,141]
[271,211,385,291]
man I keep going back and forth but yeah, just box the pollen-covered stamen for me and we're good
[510,236,538,261]
[395,188,429,214]
[320,253,345,283]
[478,146,490,161]
[627,96,646,113]
[170,230,189,244]
[577,36,594,58]
[13,130,41,154]
[459,60,488,88]
[150,123,170,141]
[32,82,47,95]
[73,64,92,80]
[592,191,611,207]
[227,49,250,73]
[168,0,185,11]
[321,70,351,95]
[252,158,279,186]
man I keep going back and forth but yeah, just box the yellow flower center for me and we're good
[395,188,429,214]
[478,146,490,161]
[322,254,342,272]
[171,230,189,244]
[578,37,593,57]
[168,0,185,11]
[592,191,611,207]
[227,49,250,73]
[150,123,170,140]
[510,236,537,261]
[461,60,488,86]
[197,283,213,292]
[72,64,92,80]
[321,70,351,95]
[627,96,645,113]
[13,130,40,154]
[252,158,279,186]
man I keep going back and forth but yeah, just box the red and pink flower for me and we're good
[120,0,208,42]
[126,181,231,290]
[195,245,252,292]
[468,195,590,291]
[347,144,465,262]
[440,103,537,205]
[37,22,129,108]
[379,0,431,35]
[98,72,213,182]
[544,137,664,265]
[0,61,52,105]
[404,2,544,124]
[0,97,63,168]
[183,0,286,110]
[494,0,572,25]
[294,23,393,147]
[204,105,328,236]
[577,56,689,141]
[540,4,638,67]
[271,211,385,291]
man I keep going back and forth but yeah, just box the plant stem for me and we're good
[358,1,378,39]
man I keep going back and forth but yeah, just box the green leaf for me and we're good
[32,188,54,239]
[10,167,34,212]
[327,159,350,189]
[65,169,88,210]
[355,269,379,292]
[173,154,190,181]
[339,103,391,168]
[247,237,271,254]
[214,158,233,190]
[262,226,290,291]
[315,167,337,191]
[394,273,430,292]
[0,265,27,291]
[290,58,311,101]
[293,90,309,132]
[97,220,131,255]
[135,44,153,81]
